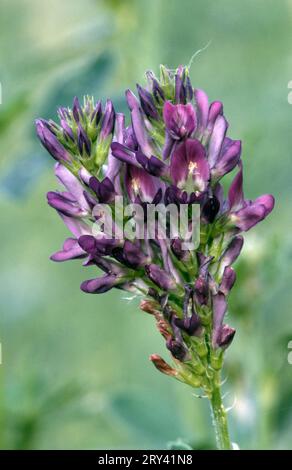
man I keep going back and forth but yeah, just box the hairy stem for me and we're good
[209,372,232,450]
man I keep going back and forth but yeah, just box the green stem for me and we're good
[209,374,232,450]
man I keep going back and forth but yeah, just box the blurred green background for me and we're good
[0,0,291,450]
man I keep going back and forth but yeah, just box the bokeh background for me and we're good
[0,0,291,450]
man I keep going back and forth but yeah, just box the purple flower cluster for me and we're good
[36,65,274,388]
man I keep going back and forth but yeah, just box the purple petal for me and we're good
[55,163,90,210]
[233,205,266,231]
[63,238,78,250]
[194,89,209,133]
[194,254,213,305]
[194,276,209,306]
[100,100,115,140]
[50,238,86,262]
[186,139,210,190]
[91,100,102,126]
[217,324,236,349]
[254,194,275,217]
[197,252,213,276]
[115,113,125,143]
[202,195,220,223]
[111,142,140,168]
[120,240,149,268]
[146,70,165,102]
[47,191,86,217]
[213,183,224,213]
[59,213,91,238]
[170,139,209,191]
[166,338,187,361]
[228,163,244,210]
[89,176,116,203]
[137,84,159,120]
[125,89,140,111]
[136,151,169,177]
[83,190,97,209]
[78,235,97,254]
[208,115,228,167]
[219,266,236,295]
[126,89,154,157]
[208,101,223,127]
[170,142,188,186]
[232,195,274,231]
[220,236,244,268]
[35,119,71,163]
[162,132,175,161]
[175,66,186,104]
[72,96,83,122]
[163,101,196,140]
[145,264,176,291]
[124,125,138,150]
[212,292,227,348]
[125,165,161,202]
[58,108,70,121]
[78,166,92,185]
[174,313,201,336]
[185,74,193,101]
[80,274,119,294]
[61,119,74,142]
[212,139,241,178]
[78,235,118,256]
[77,124,91,156]
[171,238,190,262]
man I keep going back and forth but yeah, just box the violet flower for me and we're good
[36,65,274,450]
[36,96,116,177]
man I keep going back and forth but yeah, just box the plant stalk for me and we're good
[209,373,232,450]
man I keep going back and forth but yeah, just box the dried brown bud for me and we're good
[149,354,178,377]
[140,299,161,316]
[156,318,172,340]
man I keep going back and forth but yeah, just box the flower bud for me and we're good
[140,299,161,316]
[35,119,72,164]
[145,264,176,291]
[220,266,236,295]
[163,101,196,140]
[166,338,187,361]
[149,354,178,377]
[136,84,159,120]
